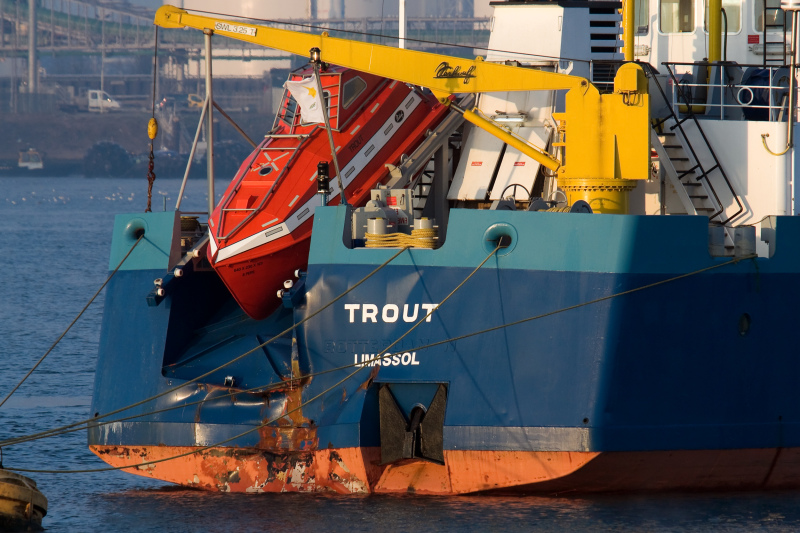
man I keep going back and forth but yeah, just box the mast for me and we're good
[708,0,722,62]
[623,0,634,61]
[27,0,36,94]
[204,30,215,217]
[399,0,406,49]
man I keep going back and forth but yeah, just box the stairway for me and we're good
[650,119,735,252]
[411,168,434,219]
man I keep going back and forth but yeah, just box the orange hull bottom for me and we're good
[89,445,800,494]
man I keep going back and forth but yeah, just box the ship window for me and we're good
[704,0,741,32]
[636,0,650,34]
[755,0,784,31]
[342,77,367,109]
[660,0,695,32]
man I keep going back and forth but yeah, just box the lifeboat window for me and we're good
[704,0,741,32]
[660,0,695,32]
[754,0,784,31]
[279,93,299,126]
[342,77,367,109]
[636,0,650,34]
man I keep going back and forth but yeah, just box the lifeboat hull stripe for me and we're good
[213,92,422,264]
[261,217,280,228]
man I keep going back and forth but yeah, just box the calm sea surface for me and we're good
[3,175,800,532]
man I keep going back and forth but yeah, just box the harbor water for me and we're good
[3,175,800,532]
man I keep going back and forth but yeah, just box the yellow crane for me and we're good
[154,5,649,213]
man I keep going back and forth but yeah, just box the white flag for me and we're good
[284,75,326,124]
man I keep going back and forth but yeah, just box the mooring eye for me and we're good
[124,218,147,242]
[483,223,517,256]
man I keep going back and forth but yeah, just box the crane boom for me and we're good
[154,5,651,206]
[154,6,584,96]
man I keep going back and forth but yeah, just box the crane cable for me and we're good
[187,8,593,65]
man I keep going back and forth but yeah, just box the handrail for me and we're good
[662,60,789,68]
[663,61,793,122]
[646,63,744,225]
[672,79,789,117]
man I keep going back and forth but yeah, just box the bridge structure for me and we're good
[0,0,490,113]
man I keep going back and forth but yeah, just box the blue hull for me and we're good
[89,207,800,492]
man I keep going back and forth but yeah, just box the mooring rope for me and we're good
[365,228,438,249]
[0,235,145,411]
[260,252,762,382]
[2,385,260,447]
[0,245,409,449]
[405,253,760,352]
[5,242,503,474]
[145,26,159,213]
[0,251,757,449]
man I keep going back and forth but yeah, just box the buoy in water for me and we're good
[0,470,47,531]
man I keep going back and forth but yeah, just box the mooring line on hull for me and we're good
[1,383,277,447]
[0,235,145,412]
[3,243,503,473]
[256,251,762,379]
[0,251,756,451]
[408,253,760,354]
[0,246,410,449]
[5,363,368,474]
[200,252,764,385]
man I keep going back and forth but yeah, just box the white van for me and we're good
[87,90,121,112]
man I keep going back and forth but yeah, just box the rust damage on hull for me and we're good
[89,445,375,493]
[255,361,318,452]
[90,440,800,493]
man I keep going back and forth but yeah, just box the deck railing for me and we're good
[663,61,794,122]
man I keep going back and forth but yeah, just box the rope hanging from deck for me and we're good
[145,27,159,213]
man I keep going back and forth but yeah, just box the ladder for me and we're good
[762,0,788,66]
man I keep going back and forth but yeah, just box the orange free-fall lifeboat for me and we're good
[207,65,450,320]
